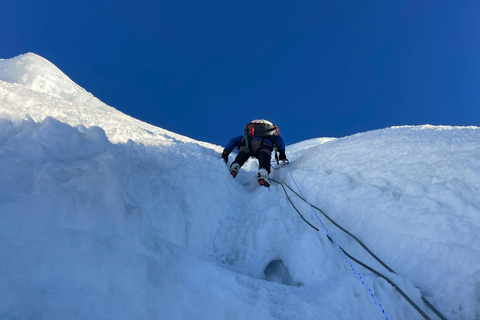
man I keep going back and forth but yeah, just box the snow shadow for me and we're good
[264,259,301,287]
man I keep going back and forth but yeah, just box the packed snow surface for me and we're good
[1,53,479,320]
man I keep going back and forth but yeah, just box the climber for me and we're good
[221,120,287,187]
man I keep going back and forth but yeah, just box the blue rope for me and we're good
[286,167,391,320]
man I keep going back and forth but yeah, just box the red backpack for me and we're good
[244,120,280,139]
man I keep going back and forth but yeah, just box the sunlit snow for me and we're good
[0,53,479,320]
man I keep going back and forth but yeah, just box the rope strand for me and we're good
[271,168,448,320]
[284,167,392,320]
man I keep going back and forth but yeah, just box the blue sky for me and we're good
[2,1,480,146]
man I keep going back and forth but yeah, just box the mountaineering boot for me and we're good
[230,163,240,178]
[257,168,270,187]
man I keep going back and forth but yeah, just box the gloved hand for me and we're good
[278,150,287,161]
[221,150,229,163]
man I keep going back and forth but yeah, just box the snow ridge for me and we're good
[0,53,104,108]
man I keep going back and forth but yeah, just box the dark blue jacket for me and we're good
[224,135,285,154]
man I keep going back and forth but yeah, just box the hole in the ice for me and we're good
[264,259,302,287]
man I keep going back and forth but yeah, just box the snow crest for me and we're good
[0,53,104,108]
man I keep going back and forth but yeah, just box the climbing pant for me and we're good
[232,138,273,173]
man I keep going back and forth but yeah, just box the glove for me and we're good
[278,150,287,161]
[221,150,230,163]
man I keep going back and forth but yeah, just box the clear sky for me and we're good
[2,1,480,146]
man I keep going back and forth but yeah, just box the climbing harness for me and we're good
[271,165,448,320]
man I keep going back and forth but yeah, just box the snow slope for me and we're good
[1,53,479,320]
